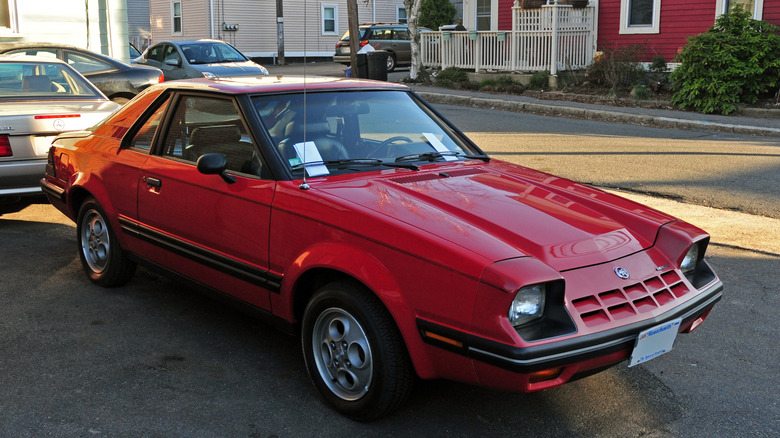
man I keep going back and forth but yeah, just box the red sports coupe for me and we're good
[41,76,722,421]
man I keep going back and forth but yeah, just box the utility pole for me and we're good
[347,0,360,76]
[276,0,285,65]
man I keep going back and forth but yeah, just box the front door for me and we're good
[136,93,275,310]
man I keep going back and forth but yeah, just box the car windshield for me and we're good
[253,90,484,176]
[180,42,247,64]
[0,61,102,99]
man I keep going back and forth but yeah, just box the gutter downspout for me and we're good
[210,0,215,39]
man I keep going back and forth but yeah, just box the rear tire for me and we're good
[386,53,396,72]
[302,281,413,421]
[77,198,136,287]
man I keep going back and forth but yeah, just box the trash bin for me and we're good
[355,53,368,79]
[367,50,388,81]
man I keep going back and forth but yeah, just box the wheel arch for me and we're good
[280,242,438,378]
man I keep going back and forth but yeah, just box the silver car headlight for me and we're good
[508,284,546,327]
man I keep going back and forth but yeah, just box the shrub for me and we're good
[419,0,458,30]
[479,75,525,93]
[671,7,780,114]
[586,43,647,93]
[435,68,469,88]
[528,71,550,90]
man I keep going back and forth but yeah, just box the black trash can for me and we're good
[367,51,389,81]
[355,53,369,79]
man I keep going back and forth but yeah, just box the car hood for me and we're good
[191,61,267,77]
[319,161,674,272]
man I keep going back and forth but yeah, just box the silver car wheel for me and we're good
[80,208,110,274]
[311,307,374,401]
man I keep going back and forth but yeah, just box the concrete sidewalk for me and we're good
[264,61,780,137]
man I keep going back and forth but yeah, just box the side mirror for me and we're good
[165,58,181,67]
[197,153,236,183]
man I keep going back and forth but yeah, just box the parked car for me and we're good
[129,42,142,59]
[134,39,268,80]
[0,42,163,104]
[0,56,119,213]
[41,76,722,421]
[333,23,430,72]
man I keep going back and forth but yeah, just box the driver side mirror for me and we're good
[197,153,236,183]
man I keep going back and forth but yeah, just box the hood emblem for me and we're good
[614,267,630,279]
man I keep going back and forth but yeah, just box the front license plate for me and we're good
[629,318,682,367]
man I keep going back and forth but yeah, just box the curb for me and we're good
[417,91,780,137]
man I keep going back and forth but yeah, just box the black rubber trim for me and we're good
[118,217,282,293]
[39,178,65,203]
[418,280,723,373]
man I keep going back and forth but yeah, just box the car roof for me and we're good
[0,42,127,67]
[148,75,408,95]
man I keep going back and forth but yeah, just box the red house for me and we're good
[597,0,780,61]
[489,0,780,62]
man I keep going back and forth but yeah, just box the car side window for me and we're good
[146,45,165,62]
[128,99,171,152]
[162,96,263,177]
[64,51,114,74]
[393,29,409,40]
[163,45,180,64]
[371,29,392,40]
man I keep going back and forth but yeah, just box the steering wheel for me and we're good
[367,136,414,159]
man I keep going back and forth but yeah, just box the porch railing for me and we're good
[421,4,596,75]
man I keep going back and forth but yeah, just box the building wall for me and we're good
[598,0,780,62]
[2,0,130,61]
[148,0,406,59]
[127,0,152,50]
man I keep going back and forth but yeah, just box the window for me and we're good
[322,4,337,35]
[619,0,661,34]
[715,0,764,19]
[397,5,407,24]
[476,0,491,31]
[163,96,262,177]
[172,1,182,34]
[1,0,19,35]
[65,52,114,74]
[128,99,170,152]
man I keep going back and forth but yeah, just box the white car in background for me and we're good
[0,56,120,214]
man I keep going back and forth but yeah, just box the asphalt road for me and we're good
[1,107,778,436]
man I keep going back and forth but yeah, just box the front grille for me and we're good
[571,270,691,328]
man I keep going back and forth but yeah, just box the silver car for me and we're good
[134,39,268,80]
[0,56,120,211]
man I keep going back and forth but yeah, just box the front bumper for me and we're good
[418,279,722,374]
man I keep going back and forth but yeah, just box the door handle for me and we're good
[145,177,162,188]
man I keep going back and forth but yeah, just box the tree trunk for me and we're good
[404,0,424,80]
[347,0,360,77]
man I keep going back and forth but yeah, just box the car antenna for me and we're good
[299,0,310,190]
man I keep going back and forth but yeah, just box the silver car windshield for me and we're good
[253,90,483,175]
[180,42,247,65]
[0,61,102,99]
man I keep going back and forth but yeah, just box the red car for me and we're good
[41,77,722,421]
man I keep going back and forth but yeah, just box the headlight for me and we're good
[508,284,546,327]
[202,71,217,79]
[680,243,700,274]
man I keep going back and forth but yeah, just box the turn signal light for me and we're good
[423,330,463,348]
[360,40,369,47]
[529,367,563,383]
[0,134,11,157]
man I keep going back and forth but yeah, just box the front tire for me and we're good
[77,198,136,287]
[302,281,413,421]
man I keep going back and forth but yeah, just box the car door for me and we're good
[136,92,275,310]
[392,27,411,64]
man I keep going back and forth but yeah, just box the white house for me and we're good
[150,0,410,60]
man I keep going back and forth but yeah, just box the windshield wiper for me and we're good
[394,151,490,163]
[291,158,419,171]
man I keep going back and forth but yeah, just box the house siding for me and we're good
[149,0,405,58]
[498,0,513,30]
[598,0,780,62]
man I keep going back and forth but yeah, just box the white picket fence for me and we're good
[421,4,596,75]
